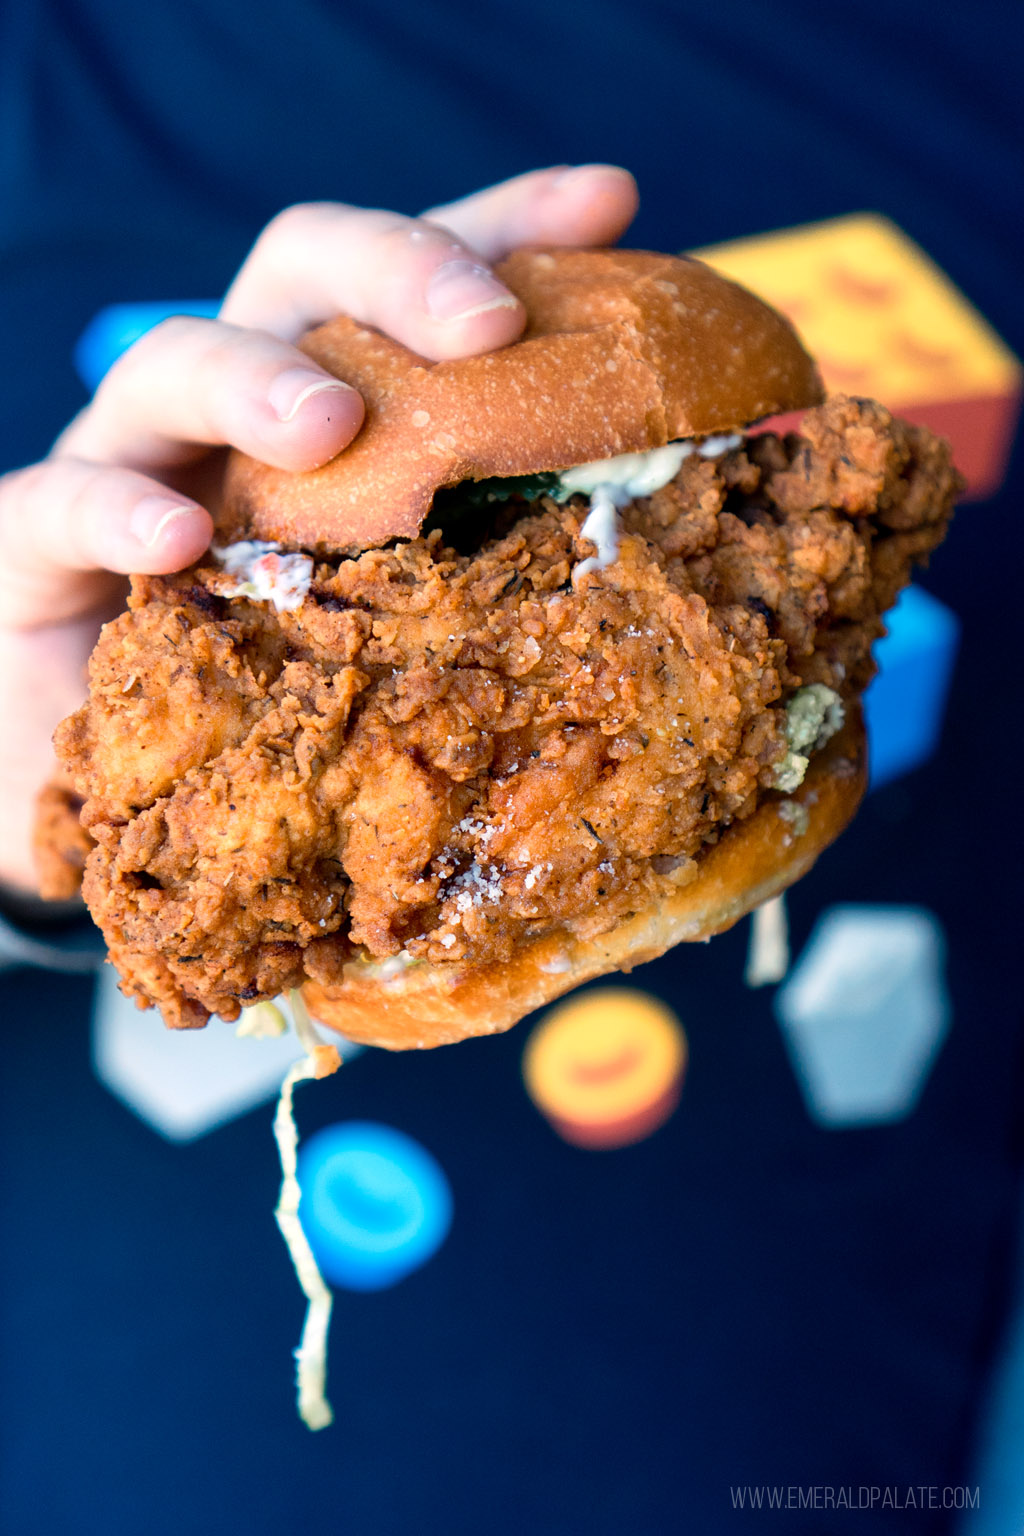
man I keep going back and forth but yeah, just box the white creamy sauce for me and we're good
[360,950,419,982]
[559,441,697,501]
[696,433,743,459]
[574,485,623,581]
[213,540,313,612]
[565,435,743,583]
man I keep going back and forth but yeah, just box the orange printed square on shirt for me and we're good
[695,213,1021,501]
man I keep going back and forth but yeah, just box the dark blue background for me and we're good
[1,2,1022,1531]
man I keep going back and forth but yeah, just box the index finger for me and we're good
[421,164,639,260]
[219,165,638,359]
[220,203,525,360]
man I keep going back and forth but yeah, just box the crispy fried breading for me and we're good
[52,398,958,1027]
[34,774,92,902]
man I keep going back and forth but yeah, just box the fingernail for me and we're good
[552,163,626,188]
[426,260,520,323]
[268,369,356,423]
[129,496,198,548]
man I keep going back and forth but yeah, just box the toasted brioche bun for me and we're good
[222,247,823,552]
[303,710,865,1050]
[227,245,835,1050]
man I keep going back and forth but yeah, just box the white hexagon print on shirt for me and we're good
[773,905,950,1128]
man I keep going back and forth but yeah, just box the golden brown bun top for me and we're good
[222,247,824,552]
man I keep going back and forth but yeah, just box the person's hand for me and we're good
[0,164,638,892]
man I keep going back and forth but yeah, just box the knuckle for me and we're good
[65,462,108,524]
[270,204,436,267]
[0,461,49,515]
[262,201,314,245]
[130,313,208,365]
[258,201,341,264]
[381,215,460,256]
[140,313,201,351]
[194,324,294,407]
[0,463,54,568]
[97,314,204,398]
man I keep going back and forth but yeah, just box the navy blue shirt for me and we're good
[1,4,1022,1531]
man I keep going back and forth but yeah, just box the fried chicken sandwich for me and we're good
[42,248,959,1046]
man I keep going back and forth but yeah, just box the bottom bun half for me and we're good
[303,710,866,1051]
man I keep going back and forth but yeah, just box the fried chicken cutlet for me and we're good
[48,397,957,1029]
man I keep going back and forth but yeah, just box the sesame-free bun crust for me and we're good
[303,710,865,1051]
[222,248,823,552]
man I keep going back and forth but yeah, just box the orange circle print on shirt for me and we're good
[522,988,688,1150]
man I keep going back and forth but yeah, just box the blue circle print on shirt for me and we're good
[297,1121,453,1292]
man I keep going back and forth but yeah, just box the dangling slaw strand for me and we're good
[744,893,790,988]
[273,992,341,1431]
[290,988,341,1075]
